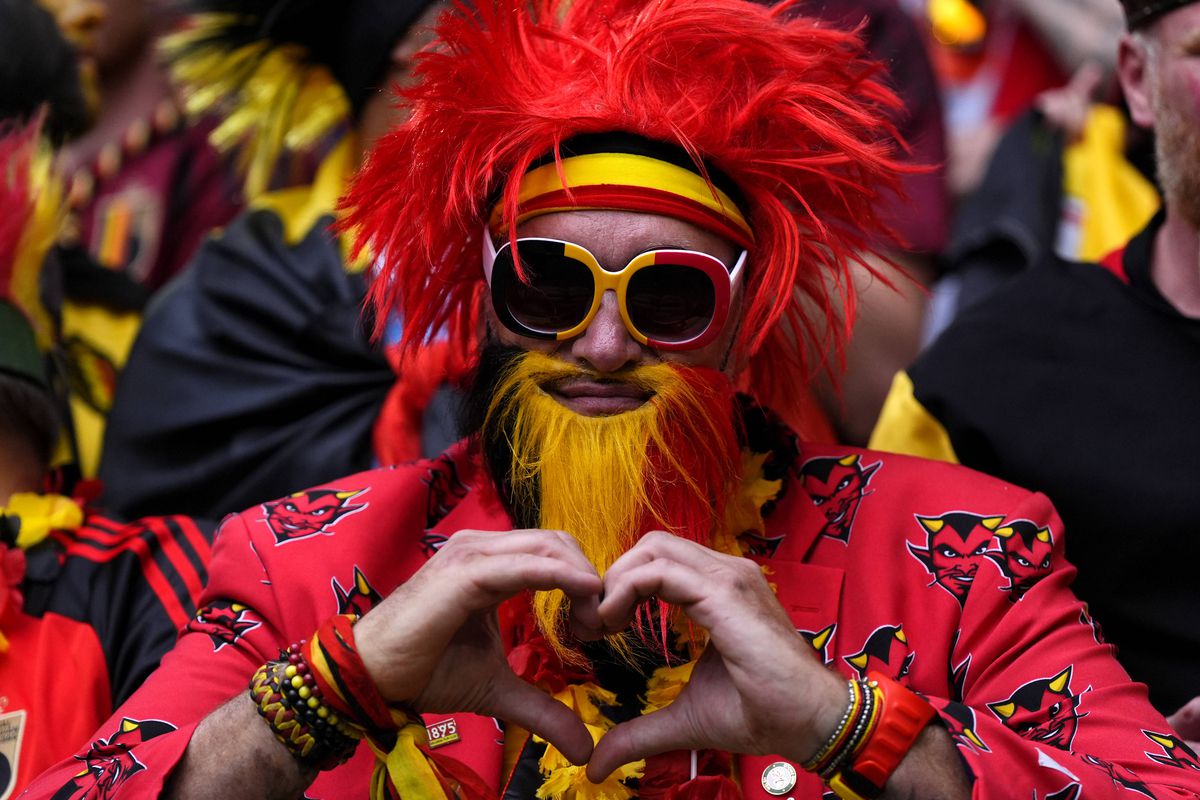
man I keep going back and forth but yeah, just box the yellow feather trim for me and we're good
[642,661,695,714]
[535,683,645,800]
[721,451,781,550]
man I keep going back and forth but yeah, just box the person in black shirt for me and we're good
[870,0,1200,733]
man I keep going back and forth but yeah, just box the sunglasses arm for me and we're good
[481,228,499,283]
[729,249,748,284]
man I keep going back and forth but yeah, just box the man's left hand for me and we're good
[585,531,846,782]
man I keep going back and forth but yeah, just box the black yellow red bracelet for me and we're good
[249,654,361,770]
[821,678,880,780]
[803,677,882,779]
[827,672,936,800]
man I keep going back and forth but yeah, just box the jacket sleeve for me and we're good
[90,514,217,705]
[21,512,284,800]
[931,490,1200,799]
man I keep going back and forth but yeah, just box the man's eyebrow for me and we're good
[634,244,695,255]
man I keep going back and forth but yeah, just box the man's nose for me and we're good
[569,291,643,373]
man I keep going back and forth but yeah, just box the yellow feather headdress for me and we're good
[159,0,438,199]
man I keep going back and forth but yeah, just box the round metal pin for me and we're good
[761,761,798,796]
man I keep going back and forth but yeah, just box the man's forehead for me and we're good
[1141,2,1200,45]
[1123,0,1200,30]
[514,209,741,268]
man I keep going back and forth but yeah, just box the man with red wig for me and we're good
[21,1,1200,799]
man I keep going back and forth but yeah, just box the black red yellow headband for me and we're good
[490,136,754,249]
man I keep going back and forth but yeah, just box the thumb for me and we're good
[488,673,595,766]
[587,706,699,783]
[1068,60,1104,99]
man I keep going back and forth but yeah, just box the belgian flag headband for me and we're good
[490,134,754,248]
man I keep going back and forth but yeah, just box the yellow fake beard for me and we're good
[481,351,743,656]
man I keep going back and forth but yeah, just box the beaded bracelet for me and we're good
[282,641,363,740]
[803,679,862,773]
[819,679,881,780]
[828,673,936,800]
[249,655,361,770]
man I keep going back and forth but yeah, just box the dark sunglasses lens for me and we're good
[626,264,716,342]
[495,244,595,333]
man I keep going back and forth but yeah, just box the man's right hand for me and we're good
[353,528,604,765]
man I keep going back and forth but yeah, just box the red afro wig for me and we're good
[340,0,908,421]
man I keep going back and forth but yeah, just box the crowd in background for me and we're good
[1,0,1197,796]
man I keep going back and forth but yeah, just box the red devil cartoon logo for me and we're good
[331,566,382,618]
[422,455,469,530]
[187,601,260,651]
[50,718,176,800]
[987,666,1088,750]
[931,698,989,753]
[261,488,367,545]
[908,511,1003,605]
[990,520,1054,600]
[1145,731,1200,771]
[800,623,836,666]
[1079,754,1155,798]
[798,454,881,543]
[844,624,915,684]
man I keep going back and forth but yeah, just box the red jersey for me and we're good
[1,513,212,800]
[20,442,1200,799]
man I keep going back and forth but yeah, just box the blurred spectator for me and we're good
[97,0,461,521]
[805,0,950,444]
[870,0,1200,716]
[913,0,1125,197]
[18,0,243,479]
[52,0,241,289]
[921,98,1158,336]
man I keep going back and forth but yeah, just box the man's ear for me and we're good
[1117,33,1155,130]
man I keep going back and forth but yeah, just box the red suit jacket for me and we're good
[21,442,1200,799]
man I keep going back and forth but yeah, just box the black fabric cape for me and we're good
[97,209,392,520]
[906,215,1200,712]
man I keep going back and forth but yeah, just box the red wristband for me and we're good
[828,672,935,800]
[306,614,397,732]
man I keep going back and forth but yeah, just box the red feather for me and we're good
[340,0,908,420]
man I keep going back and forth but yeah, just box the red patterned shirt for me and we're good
[20,443,1200,800]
